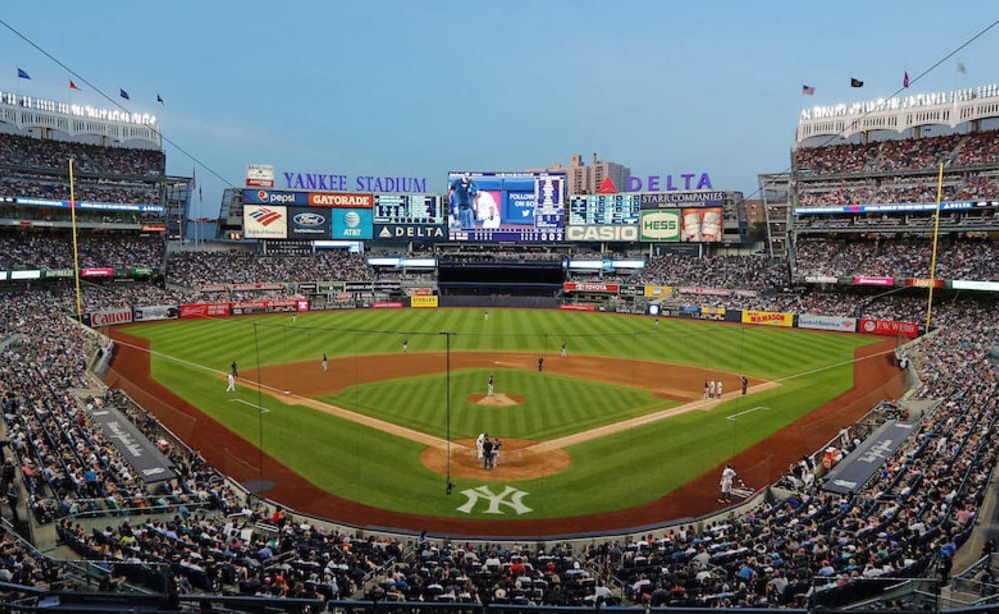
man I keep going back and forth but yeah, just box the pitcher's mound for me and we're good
[468,393,525,406]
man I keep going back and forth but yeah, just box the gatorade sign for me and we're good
[639,209,681,242]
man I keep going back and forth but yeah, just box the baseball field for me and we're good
[107,308,904,536]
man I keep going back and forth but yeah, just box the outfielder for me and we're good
[402,338,408,353]
[560,343,567,358]
[322,353,328,372]
[488,374,494,397]
[226,373,236,393]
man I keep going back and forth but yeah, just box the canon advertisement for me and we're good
[90,308,133,327]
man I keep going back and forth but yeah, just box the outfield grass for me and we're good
[122,309,881,519]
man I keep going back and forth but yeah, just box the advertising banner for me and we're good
[409,287,434,296]
[246,163,275,188]
[372,302,403,309]
[680,207,723,242]
[640,191,724,209]
[798,313,857,333]
[329,208,373,240]
[700,306,726,321]
[566,225,639,242]
[141,224,166,233]
[410,295,439,308]
[44,268,74,278]
[804,274,839,284]
[134,305,179,322]
[679,286,731,296]
[287,206,332,239]
[854,275,894,286]
[180,303,230,319]
[308,192,374,208]
[823,422,913,494]
[560,303,595,311]
[639,209,680,242]
[741,310,794,327]
[231,283,284,291]
[90,308,133,327]
[374,224,447,240]
[199,284,227,292]
[564,282,619,293]
[243,205,288,239]
[81,268,114,277]
[644,285,673,298]
[230,300,300,315]
[242,189,308,206]
[952,280,999,291]
[859,319,920,339]
[90,405,177,483]
[906,278,944,288]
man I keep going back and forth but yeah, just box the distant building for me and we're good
[743,199,766,226]
[527,152,631,194]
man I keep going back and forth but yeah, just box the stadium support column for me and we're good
[926,162,945,331]
[68,158,82,320]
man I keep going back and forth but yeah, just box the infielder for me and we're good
[708,380,716,399]
[560,343,567,358]
[719,464,737,503]
[226,373,236,393]
[488,374,494,397]
[402,338,408,353]
[717,380,723,398]
[703,381,710,400]
[322,353,328,372]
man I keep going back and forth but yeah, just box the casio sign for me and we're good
[294,212,325,226]
[567,225,638,242]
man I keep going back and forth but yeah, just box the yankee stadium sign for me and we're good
[283,171,428,194]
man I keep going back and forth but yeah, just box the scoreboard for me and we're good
[568,194,642,225]
[447,171,565,242]
[373,194,443,225]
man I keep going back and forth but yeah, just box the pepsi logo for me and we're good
[257,190,268,202]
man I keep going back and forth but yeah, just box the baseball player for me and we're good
[708,380,716,399]
[449,173,478,230]
[402,338,408,353]
[741,376,748,395]
[538,356,544,373]
[560,343,567,358]
[719,464,737,503]
[488,374,495,397]
[655,318,660,327]
[703,381,710,400]
[322,353,328,372]
[476,432,486,460]
[717,380,723,398]
[231,360,239,379]
[226,373,236,393]
[484,310,489,321]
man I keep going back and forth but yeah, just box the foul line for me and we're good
[726,406,769,421]
[228,399,271,413]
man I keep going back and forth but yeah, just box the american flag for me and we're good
[802,84,815,95]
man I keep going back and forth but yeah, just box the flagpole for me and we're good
[69,158,83,321]
[925,162,945,331]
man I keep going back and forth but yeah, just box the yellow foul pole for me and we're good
[69,158,83,320]
[925,162,944,331]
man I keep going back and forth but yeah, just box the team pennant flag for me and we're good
[903,71,909,88]
[850,78,864,87]
[17,68,30,80]
[69,80,81,91]
[119,88,130,100]
[957,61,967,74]
[157,93,164,105]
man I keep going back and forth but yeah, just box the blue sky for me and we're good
[2,1,998,216]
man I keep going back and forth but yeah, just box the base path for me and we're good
[105,328,903,537]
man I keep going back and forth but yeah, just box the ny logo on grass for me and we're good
[457,485,532,515]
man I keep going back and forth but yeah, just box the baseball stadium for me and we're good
[3,5,999,613]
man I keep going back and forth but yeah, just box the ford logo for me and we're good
[294,213,324,226]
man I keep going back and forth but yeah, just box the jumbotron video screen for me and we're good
[447,171,565,242]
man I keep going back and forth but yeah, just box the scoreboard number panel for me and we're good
[373,194,443,225]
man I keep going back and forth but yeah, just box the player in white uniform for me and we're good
[488,374,494,397]
[226,373,236,392]
[717,380,723,398]
[560,343,567,358]
[708,380,716,399]
[322,353,328,372]
[402,338,408,353]
[719,464,737,503]
[476,432,487,460]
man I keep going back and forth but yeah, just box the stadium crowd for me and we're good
[793,129,999,176]
[166,250,373,286]
[0,134,164,177]
[0,232,164,270]
[633,254,788,291]
[794,237,999,281]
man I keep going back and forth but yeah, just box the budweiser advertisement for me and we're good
[563,282,619,293]
[854,276,894,286]
[859,319,920,339]
[180,303,231,319]
[81,268,114,277]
